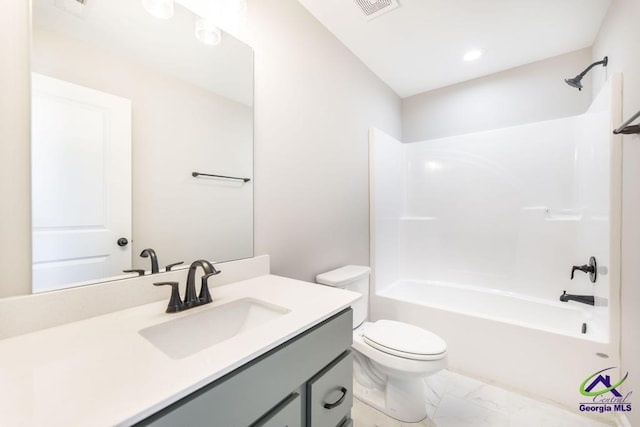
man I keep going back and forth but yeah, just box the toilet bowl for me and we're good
[316,266,447,422]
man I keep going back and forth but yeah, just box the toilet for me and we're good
[316,266,447,423]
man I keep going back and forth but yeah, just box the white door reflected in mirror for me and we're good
[31,73,132,293]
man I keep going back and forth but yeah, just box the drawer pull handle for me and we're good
[323,387,347,410]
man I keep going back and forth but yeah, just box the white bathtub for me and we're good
[378,279,607,343]
[371,280,618,410]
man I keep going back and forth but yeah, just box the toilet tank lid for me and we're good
[316,265,371,287]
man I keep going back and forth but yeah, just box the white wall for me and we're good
[592,1,640,425]
[402,48,594,142]
[0,1,31,297]
[244,0,402,283]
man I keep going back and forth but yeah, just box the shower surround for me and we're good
[370,75,622,410]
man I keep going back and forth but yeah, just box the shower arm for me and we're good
[575,57,608,79]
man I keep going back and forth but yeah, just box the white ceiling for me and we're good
[297,0,612,98]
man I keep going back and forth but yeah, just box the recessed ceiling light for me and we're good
[463,49,485,62]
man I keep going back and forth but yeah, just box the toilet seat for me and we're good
[363,320,447,361]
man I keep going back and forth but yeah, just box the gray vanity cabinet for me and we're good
[252,393,302,427]
[137,308,353,427]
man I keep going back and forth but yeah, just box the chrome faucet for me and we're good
[559,291,594,306]
[154,259,221,313]
[140,248,159,274]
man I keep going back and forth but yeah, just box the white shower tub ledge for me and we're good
[521,207,584,221]
[0,275,359,427]
[378,279,607,342]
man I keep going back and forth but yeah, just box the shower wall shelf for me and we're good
[521,207,582,221]
[613,109,640,134]
[544,208,582,221]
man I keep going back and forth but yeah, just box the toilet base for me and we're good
[353,377,428,423]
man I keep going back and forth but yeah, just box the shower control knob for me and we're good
[570,256,597,283]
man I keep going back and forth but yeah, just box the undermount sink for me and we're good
[139,298,290,359]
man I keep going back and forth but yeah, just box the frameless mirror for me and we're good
[31,0,253,293]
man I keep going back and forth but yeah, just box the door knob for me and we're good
[117,237,129,247]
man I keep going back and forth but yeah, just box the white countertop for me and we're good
[0,275,359,426]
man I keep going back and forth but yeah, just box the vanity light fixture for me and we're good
[195,16,222,46]
[463,49,484,62]
[141,0,174,20]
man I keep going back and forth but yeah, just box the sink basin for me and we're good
[139,298,290,359]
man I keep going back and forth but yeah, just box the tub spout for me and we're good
[559,291,594,306]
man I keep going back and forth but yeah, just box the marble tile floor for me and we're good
[351,369,615,427]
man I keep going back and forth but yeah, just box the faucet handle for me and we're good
[198,272,216,304]
[123,269,145,276]
[165,261,184,272]
[154,282,183,313]
[570,265,588,280]
[570,256,597,282]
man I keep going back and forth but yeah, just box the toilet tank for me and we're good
[316,265,370,328]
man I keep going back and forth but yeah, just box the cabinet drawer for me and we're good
[251,393,301,427]
[307,350,353,427]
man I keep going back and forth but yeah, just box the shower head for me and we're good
[564,56,608,91]
[564,76,584,90]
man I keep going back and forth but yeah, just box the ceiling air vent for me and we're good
[354,0,399,21]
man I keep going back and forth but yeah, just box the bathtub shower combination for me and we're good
[369,75,622,409]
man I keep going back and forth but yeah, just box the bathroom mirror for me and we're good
[30,0,253,293]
